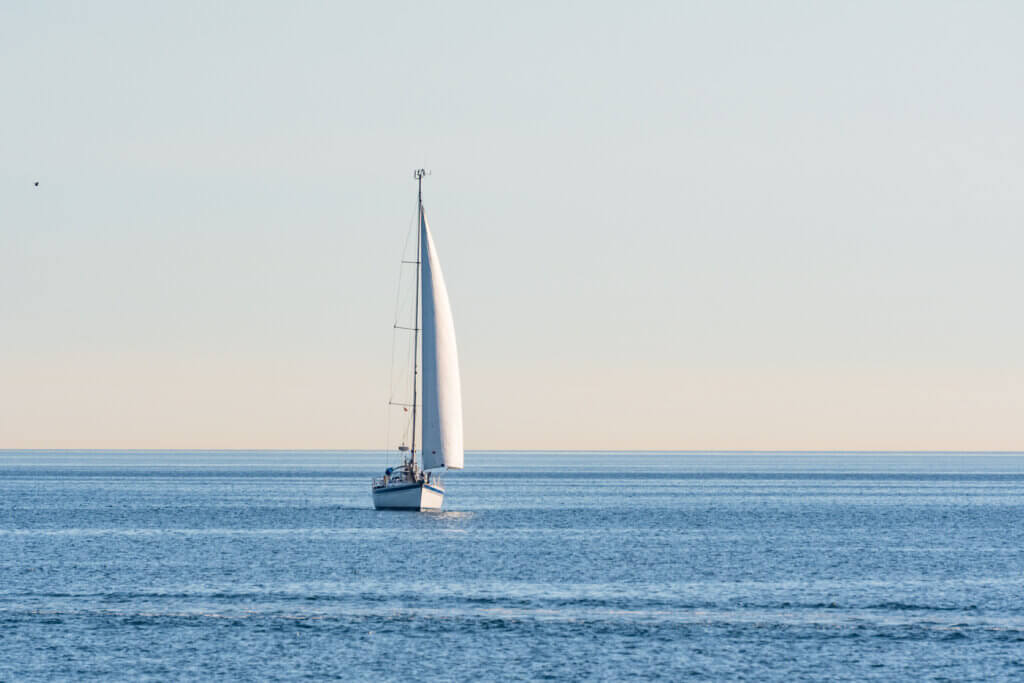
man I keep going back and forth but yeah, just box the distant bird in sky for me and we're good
[34,181,39,187]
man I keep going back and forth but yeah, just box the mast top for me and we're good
[414,169,430,202]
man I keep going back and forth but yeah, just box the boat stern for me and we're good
[371,482,444,511]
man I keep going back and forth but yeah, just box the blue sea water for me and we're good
[2,451,1024,681]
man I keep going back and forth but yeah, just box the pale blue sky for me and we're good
[2,1,1022,449]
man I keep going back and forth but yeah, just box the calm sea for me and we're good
[2,451,1024,681]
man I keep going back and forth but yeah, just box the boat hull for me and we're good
[372,482,444,511]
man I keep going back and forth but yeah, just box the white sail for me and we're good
[419,213,464,470]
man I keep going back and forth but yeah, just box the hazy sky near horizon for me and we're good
[2,1,1022,450]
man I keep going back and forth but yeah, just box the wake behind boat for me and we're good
[372,170,463,510]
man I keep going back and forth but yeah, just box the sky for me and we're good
[2,1,1022,450]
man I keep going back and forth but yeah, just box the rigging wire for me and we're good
[384,200,421,467]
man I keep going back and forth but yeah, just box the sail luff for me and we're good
[419,212,464,471]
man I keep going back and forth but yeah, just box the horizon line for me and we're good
[2,448,1023,455]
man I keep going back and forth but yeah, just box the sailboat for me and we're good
[372,170,463,510]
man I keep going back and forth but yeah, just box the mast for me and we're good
[410,169,426,471]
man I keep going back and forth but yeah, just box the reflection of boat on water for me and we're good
[372,170,463,511]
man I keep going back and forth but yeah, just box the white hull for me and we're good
[372,482,444,511]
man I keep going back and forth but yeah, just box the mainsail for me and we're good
[419,213,464,470]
